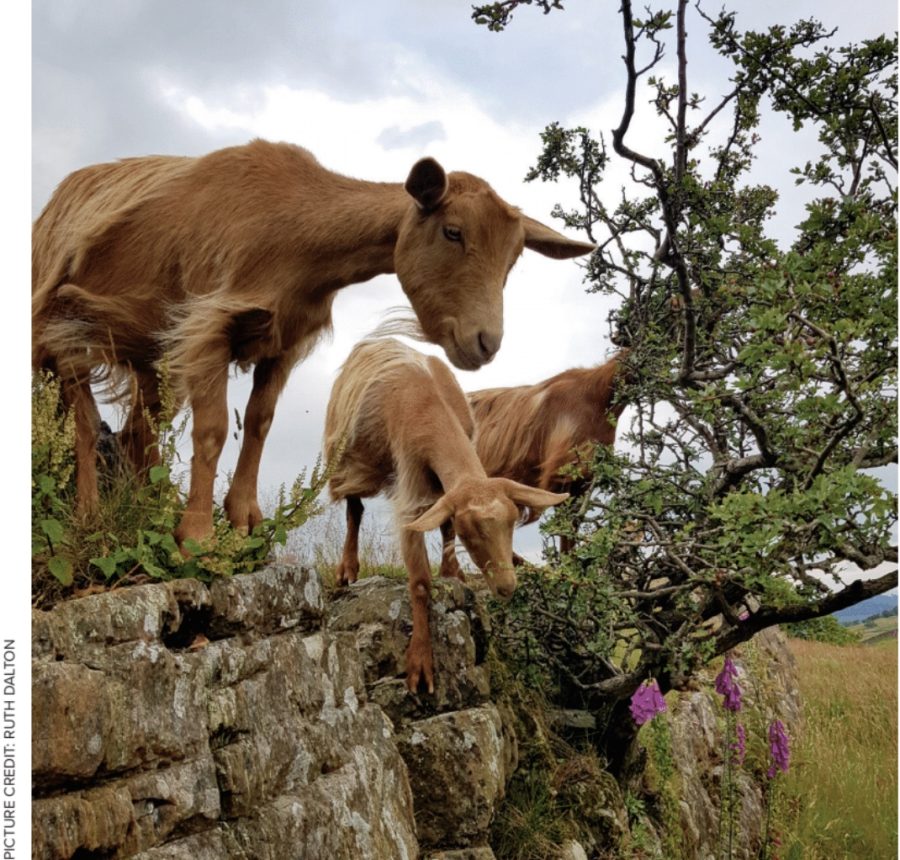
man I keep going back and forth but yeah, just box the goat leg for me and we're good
[335,495,364,586]
[121,367,165,478]
[438,519,465,581]
[224,354,293,534]
[62,375,102,517]
[401,528,435,694]
[175,370,228,548]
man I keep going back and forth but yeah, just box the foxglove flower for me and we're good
[767,720,790,778]
[731,722,746,765]
[715,656,743,712]
[630,679,667,725]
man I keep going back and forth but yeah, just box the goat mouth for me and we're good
[443,333,487,371]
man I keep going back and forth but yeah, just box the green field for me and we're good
[846,613,898,646]
[782,637,898,859]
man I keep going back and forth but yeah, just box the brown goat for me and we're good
[31,139,593,546]
[440,353,626,569]
[324,337,568,694]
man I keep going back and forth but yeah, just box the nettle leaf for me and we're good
[141,558,168,579]
[181,538,206,557]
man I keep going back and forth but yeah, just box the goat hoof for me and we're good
[224,495,263,534]
[334,561,359,587]
[175,512,214,556]
[405,647,435,695]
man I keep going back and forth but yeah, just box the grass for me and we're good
[278,500,451,588]
[781,637,897,859]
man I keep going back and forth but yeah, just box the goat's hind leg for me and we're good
[335,495,364,586]
[61,374,102,518]
[121,367,166,478]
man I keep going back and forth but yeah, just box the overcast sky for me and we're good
[28,0,897,564]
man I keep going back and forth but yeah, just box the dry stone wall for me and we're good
[31,563,801,860]
[32,566,512,860]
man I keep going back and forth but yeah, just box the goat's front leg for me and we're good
[439,520,465,581]
[224,355,292,533]
[400,528,434,694]
[335,496,364,586]
[175,370,228,547]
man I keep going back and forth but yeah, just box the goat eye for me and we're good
[443,225,463,242]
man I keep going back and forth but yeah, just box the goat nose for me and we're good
[495,580,516,600]
[477,330,502,362]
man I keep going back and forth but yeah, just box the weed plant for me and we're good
[32,370,326,607]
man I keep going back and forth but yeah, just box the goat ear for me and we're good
[405,158,448,212]
[522,215,595,259]
[498,479,570,509]
[405,497,454,532]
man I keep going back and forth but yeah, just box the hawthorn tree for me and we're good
[473,0,897,767]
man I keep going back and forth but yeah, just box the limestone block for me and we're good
[33,644,209,786]
[33,756,220,860]
[398,704,517,848]
[207,562,324,637]
[428,848,497,860]
[223,705,418,860]
[327,576,492,722]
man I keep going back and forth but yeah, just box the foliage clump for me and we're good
[473,0,897,764]
[31,370,326,607]
[783,615,861,645]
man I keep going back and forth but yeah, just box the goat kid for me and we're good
[440,353,626,569]
[32,139,593,547]
[324,337,568,694]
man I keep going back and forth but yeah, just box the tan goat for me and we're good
[324,337,568,694]
[32,139,593,546]
[440,353,626,570]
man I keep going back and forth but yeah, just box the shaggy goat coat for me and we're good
[324,337,567,692]
[31,139,594,545]
[435,354,626,564]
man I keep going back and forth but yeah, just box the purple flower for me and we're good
[731,722,746,765]
[767,720,790,778]
[630,679,667,726]
[715,656,743,712]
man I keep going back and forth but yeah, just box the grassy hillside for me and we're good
[846,613,898,646]
[783,638,897,859]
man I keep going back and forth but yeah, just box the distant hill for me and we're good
[834,593,898,624]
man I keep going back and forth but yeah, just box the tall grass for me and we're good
[277,501,448,586]
[783,638,898,859]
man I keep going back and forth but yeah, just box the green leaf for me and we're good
[90,556,119,579]
[38,474,56,495]
[141,559,168,579]
[48,556,73,586]
[40,518,65,545]
[181,538,205,557]
[149,465,169,485]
